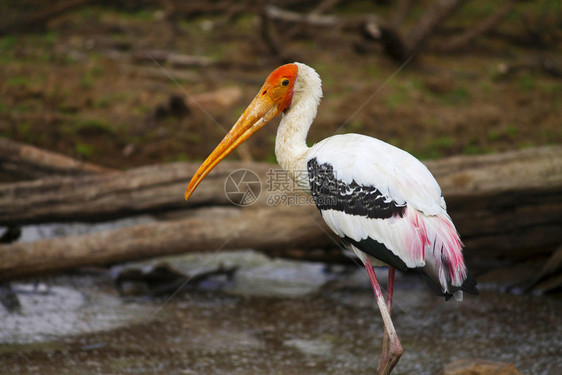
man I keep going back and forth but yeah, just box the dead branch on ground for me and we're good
[259,2,285,58]
[0,161,273,225]
[284,0,342,40]
[264,1,522,62]
[389,0,415,28]
[0,0,97,35]
[438,1,515,53]
[130,50,216,68]
[0,138,114,180]
[0,206,332,281]
[2,146,560,226]
[495,58,562,79]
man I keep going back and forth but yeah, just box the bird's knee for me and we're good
[390,339,403,358]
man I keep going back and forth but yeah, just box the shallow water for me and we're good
[1,252,560,375]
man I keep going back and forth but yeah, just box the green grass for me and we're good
[132,105,152,116]
[76,118,116,135]
[432,136,454,148]
[446,86,470,105]
[186,133,202,144]
[0,35,17,59]
[75,142,95,157]
[232,14,255,31]
[454,1,497,25]
[90,65,105,77]
[415,136,455,160]
[80,75,94,90]
[63,54,78,65]
[13,102,34,113]
[16,121,32,137]
[93,91,132,108]
[172,153,191,162]
[79,5,97,19]
[516,74,536,91]
[7,76,30,87]
[384,86,412,110]
[347,119,365,132]
[43,32,58,45]
[478,80,492,97]
[129,10,155,21]
[487,129,501,142]
[463,144,485,155]
[517,140,535,149]
[487,125,519,142]
[365,64,381,78]
[266,152,277,164]
[505,125,518,138]
[462,136,487,155]
[93,96,111,108]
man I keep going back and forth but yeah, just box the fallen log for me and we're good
[0,138,115,180]
[0,175,560,281]
[1,146,560,226]
[0,161,274,225]
[433,146,562,258]
[0,206,332,281]
[0,146,561,280]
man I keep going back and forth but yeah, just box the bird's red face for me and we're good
[185,63,298,200]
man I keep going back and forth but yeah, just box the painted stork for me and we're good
[184,63,478,374]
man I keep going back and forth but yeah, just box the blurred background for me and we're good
[0,0,560,169]
[0,1,561,374]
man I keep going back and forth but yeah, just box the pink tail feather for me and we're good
[410,210,477,300]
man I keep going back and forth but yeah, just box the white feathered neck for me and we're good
[274,62,323,188]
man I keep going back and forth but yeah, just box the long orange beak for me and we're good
[184,91,280,201]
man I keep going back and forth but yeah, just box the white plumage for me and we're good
[309,134,445,214]
[272,63,474,301]
[306,134,468,299]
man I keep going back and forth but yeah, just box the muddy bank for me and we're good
[1,250,560,375]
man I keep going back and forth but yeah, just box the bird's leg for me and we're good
[379,267,396,373]
[387,267,395,313]
[364,260,402,375]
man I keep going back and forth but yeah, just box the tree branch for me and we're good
[438,2,515,52]
[0,138,114,180]
[405,0,469,54]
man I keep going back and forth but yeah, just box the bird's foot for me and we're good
[377,331,402,375]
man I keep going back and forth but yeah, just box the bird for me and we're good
[184,62,478,374]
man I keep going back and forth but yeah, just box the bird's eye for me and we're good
[281,79,290,86]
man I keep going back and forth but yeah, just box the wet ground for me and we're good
[1,250,561,375]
